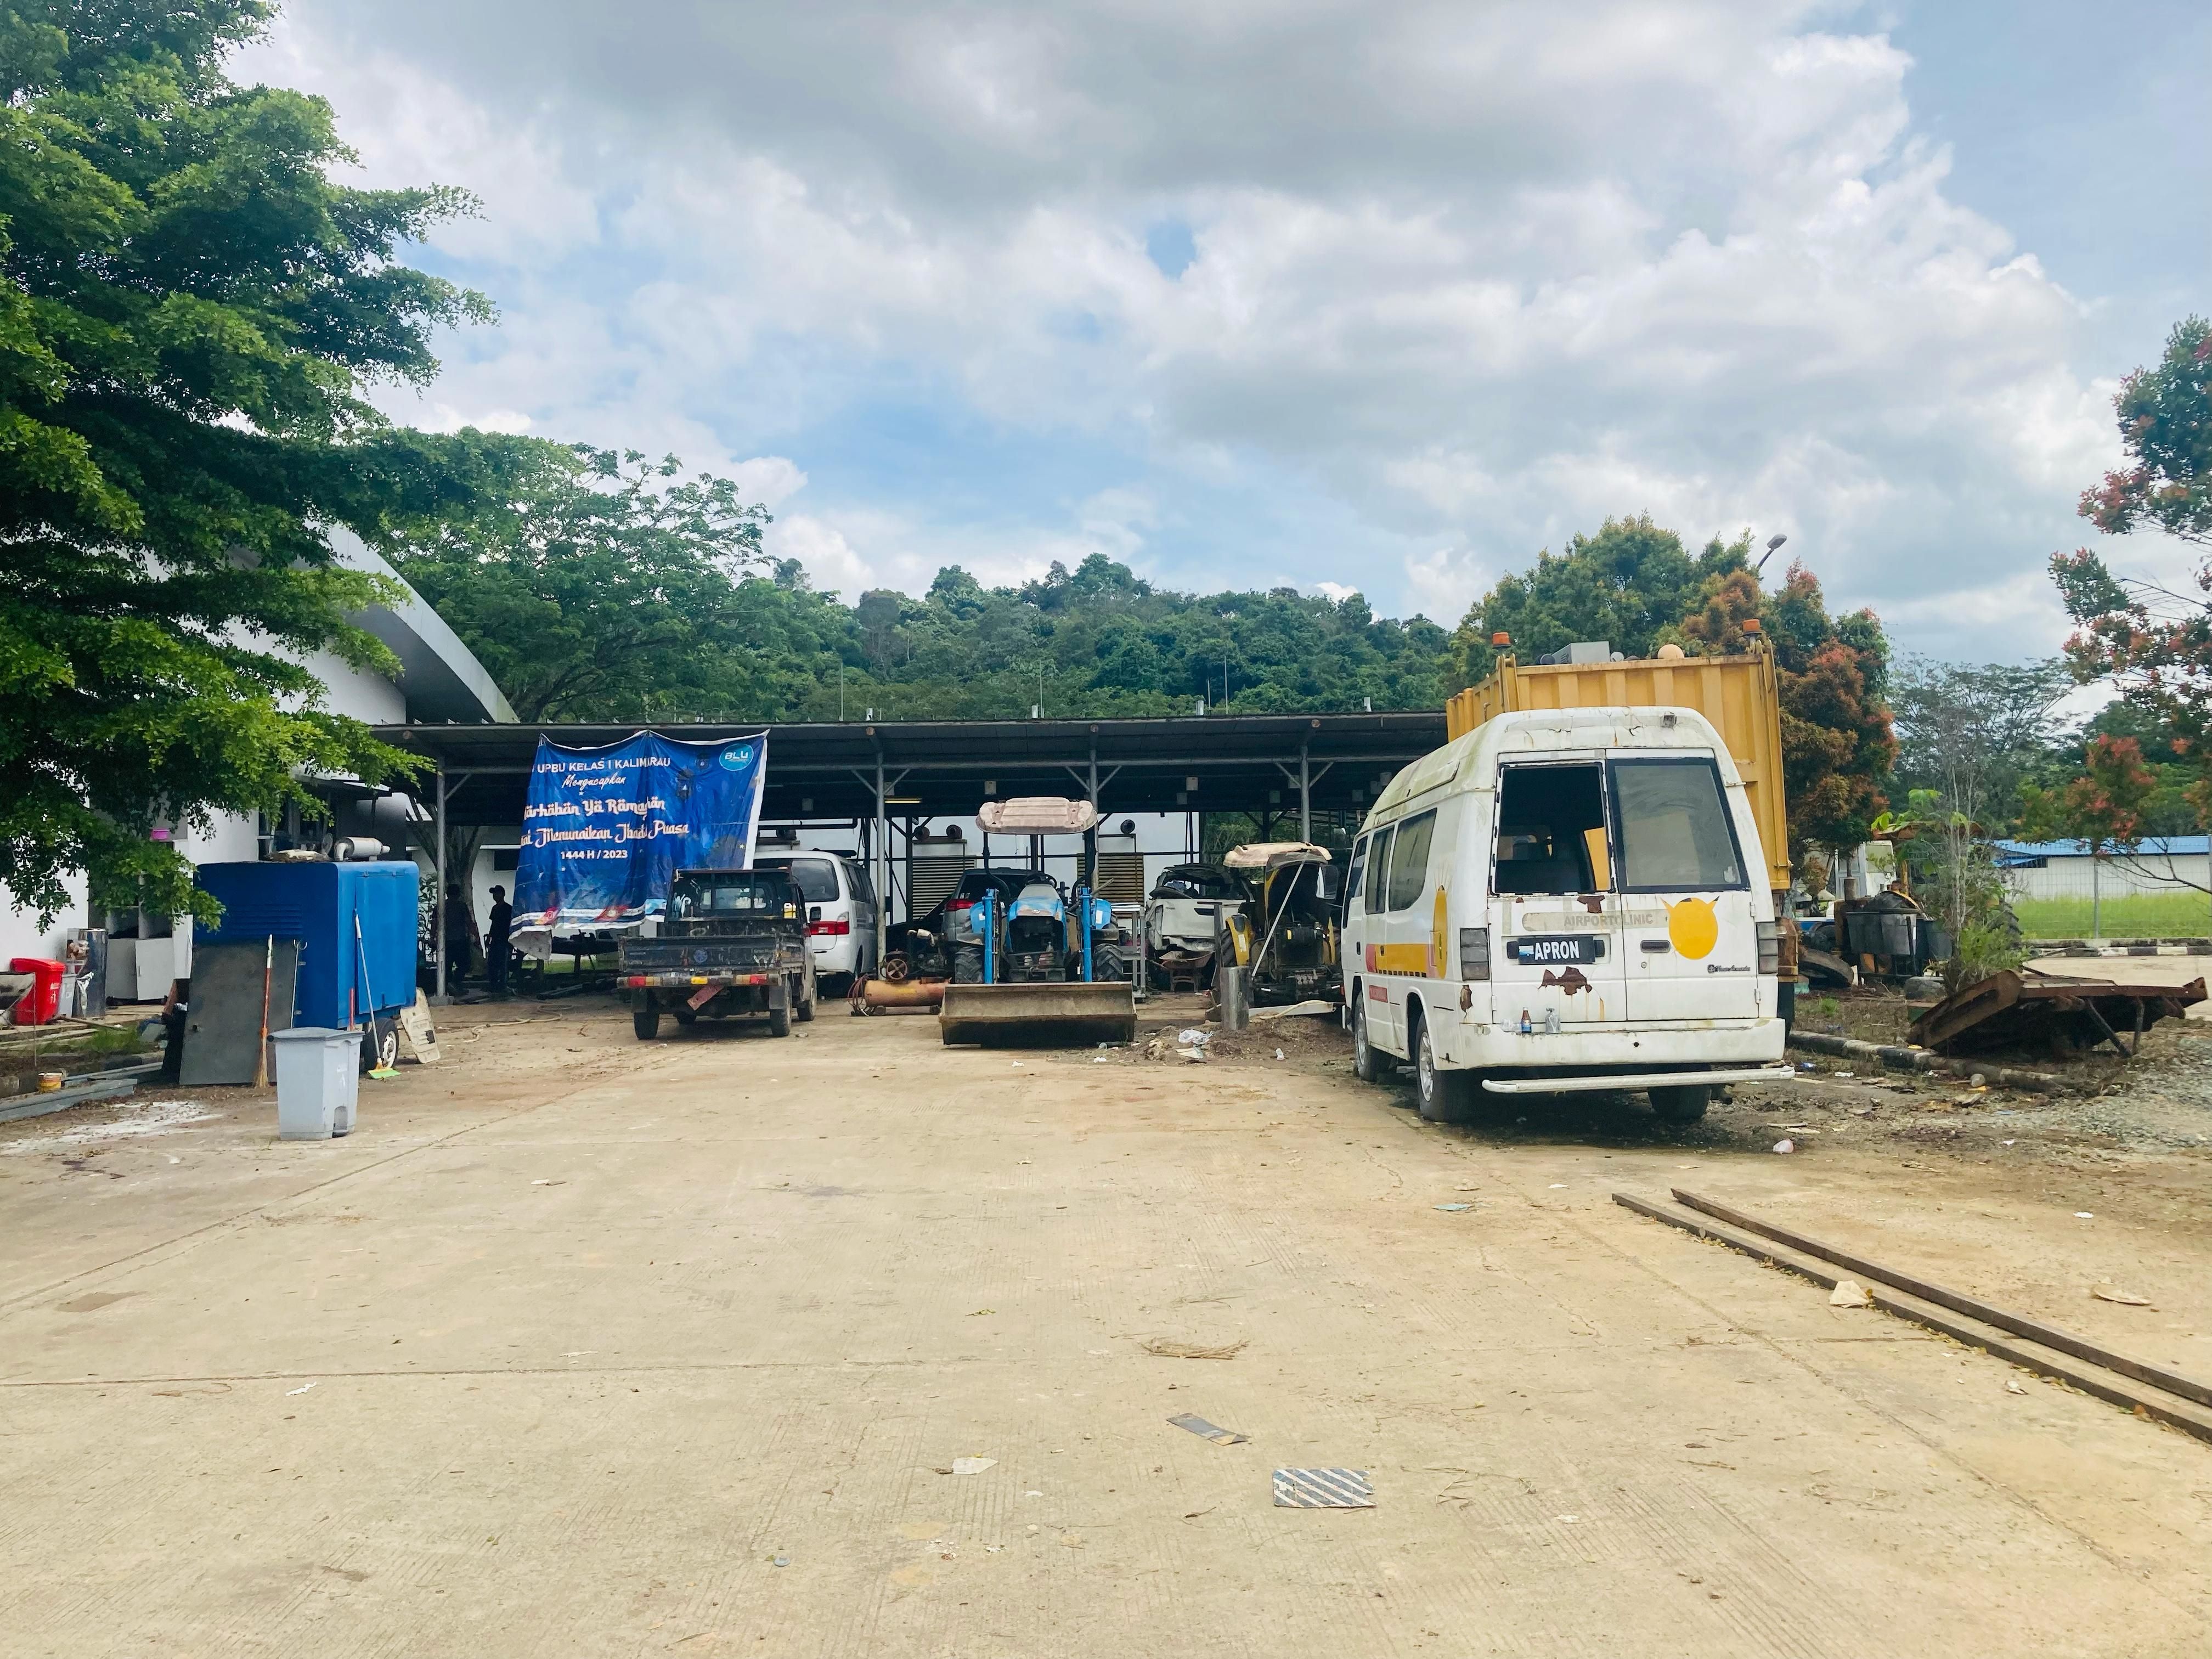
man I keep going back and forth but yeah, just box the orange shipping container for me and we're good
[1446,644,1791,894]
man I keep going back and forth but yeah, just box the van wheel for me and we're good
[1413,1013,1479,1124]
[633,1007,661,1041]
[1650,1083,1710,1124]
[1352,996,1383,1083]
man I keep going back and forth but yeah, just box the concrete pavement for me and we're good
[2,1001,2208,1656]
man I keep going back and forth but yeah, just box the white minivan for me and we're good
[1343,706,1790,1125]
[754,853,879,990]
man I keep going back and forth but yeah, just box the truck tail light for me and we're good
[1458,927,1491,981]
[809,918,851,936]
[1757,920,1780,975]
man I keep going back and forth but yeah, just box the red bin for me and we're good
[8,957,64,1025]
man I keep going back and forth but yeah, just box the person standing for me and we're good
[486,884,514,996]
[443,879,476,988]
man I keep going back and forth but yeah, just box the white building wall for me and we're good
[2007,853,2212,902]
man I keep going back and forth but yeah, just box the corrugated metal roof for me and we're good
[1994,837,2209,858]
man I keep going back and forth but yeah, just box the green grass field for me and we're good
[2012,893,2212,941]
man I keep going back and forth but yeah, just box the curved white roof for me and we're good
[331,527,515,724]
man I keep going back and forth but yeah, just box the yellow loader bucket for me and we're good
[939,981,1138,1048]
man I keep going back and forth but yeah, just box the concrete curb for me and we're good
[0,1077,138,1126]
[1786,1029,2073,1095]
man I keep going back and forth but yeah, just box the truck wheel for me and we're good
[769,998,792,1037]
[633,1006,661,1041]
[1351,995,1383,1084]
[952,946,984,984]
[1650,1083,1710,1124]
[1413,1013,1479,1124]
[672,1007,698,1027]
[795,970,816,1023]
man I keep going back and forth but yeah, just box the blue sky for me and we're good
[244,1,2208,659]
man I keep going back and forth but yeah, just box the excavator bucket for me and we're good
[939,981,1138,1048]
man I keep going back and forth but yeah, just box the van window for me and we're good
[1610,758,1746,891]
[1385,811,1436,912]
[1494,764,1607,896]
[764,856,841,904]
[845,859,876,907]
[1344,837,1370,911]
[1363,828,1395,916]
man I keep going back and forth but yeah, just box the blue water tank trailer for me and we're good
[194,860,421,1030]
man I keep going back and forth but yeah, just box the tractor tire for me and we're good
[952,946,984,984]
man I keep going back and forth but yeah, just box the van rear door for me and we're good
[1489,762,1627,1027]
[1608,757,1762,1021]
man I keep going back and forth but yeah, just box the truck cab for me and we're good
[619,868,816,1040]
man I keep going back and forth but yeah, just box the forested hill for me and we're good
[731,554,1454,724]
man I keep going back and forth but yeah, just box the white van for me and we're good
[1342,707,1790,1125]
[754,853,879,990]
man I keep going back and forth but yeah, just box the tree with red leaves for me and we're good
[2051,317,2212,768]
[2019,736,2159,937]
[1679,561,1896,861]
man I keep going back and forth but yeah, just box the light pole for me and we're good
[1753,533,1788,575]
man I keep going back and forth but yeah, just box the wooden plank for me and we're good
[1669,1187,2212,1410]
[1613,1193,2212,1447]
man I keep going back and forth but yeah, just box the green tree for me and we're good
[1446,515,1746,685]
[2051,317,2212,768]
[383,443,772,722]
[0,0,489,924]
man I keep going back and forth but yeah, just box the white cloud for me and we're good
[245,1,2151,652]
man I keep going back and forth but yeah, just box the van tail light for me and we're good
[1458,927,1491,981]
[809,918,851,937]
[1756,921,1780,975]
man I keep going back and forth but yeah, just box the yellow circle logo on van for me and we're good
[1668,898,1719,960]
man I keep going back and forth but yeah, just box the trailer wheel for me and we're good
[1351,994,1383,1084]
[633,1006,661,1041]
[1650,1083,1710,1124]
[1413,1012,1479,1124]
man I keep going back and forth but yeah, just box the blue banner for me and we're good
[514,731,768,927]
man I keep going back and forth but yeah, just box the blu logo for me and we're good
[719,744,754,771]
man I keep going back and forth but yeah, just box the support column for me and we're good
[1087,746,1101,889]
[874,754,890,968]
[1299,746,1312,843]
[433,768,448,1005]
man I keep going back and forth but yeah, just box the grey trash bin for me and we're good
[272,1027,360,1139]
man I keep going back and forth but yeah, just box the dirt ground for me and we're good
[3,991,2210,1657]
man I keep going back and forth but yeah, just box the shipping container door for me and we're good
[1609,758,1762,1022]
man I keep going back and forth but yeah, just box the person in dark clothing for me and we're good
[486,885,514,996]
[443,879,475,988]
